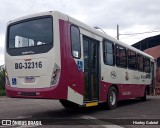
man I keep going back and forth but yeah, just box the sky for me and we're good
[1,0,160,65]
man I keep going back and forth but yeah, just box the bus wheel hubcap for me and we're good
[110,91,116,105]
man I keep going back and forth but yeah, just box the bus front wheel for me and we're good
[106,86,118,110]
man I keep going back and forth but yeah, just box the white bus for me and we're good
[5,11,156,109]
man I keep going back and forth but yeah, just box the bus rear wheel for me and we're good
[59,100,79,109]
[106,86,118,110]
[141,88,147,102]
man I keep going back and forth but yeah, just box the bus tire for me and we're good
[141,88,147,102]
[59,100,79,109]
[106,86,118,110]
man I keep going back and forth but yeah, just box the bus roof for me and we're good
[7,10,154,60]
[66,12,154,60]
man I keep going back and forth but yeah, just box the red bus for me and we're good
[5,11,156,109]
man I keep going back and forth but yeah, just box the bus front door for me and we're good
[83,36,99,101]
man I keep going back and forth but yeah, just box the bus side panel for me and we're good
[58,20,70,100]
[100,82,135,102]
[118,84,148,100]
[59,20,84,103]
[118,84,136,100]
[100,80,148,102]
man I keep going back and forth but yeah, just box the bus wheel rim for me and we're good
[109,90,116,105]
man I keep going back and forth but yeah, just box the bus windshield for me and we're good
[8,17,53,49]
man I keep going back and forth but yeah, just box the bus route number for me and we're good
[15,61,42,69]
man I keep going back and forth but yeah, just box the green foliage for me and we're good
[0,89,5,96]
[0,65,5,96]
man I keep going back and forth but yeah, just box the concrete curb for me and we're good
[0,96,7,98]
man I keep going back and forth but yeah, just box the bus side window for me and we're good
[70,25,81,58]
[144,57,150,73]
[137,54,144,72]
[103,40,115,66]
[128,49,137,70]
[115,45,127,68]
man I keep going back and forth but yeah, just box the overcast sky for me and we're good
[1,0,160,65]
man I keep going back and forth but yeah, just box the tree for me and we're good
[0,65,5,90]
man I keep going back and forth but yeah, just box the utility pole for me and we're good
[117,24,119,40]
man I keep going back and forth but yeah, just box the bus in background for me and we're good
[5,11,156,109]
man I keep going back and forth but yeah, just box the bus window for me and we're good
[137,54,144,72]
[8,17,53,49]
[128,50,137,70]
[7,16,53,56]
[116,45,127,68]
[144,57,150,73]
[71,25,81,58]
[103,40,115,66]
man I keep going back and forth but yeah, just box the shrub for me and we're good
[0,89,5,96]
[0,65,5,90]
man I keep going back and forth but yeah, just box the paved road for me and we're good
[0,96,160,128]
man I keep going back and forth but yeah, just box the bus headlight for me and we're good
[51,63,60,86]
[5,70,10,86]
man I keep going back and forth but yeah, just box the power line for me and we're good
[120,34,140,40]
[120,29,160,36]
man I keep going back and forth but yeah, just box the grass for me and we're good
[0,86,6,96]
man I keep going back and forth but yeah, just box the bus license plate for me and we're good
[25,77,35,83]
